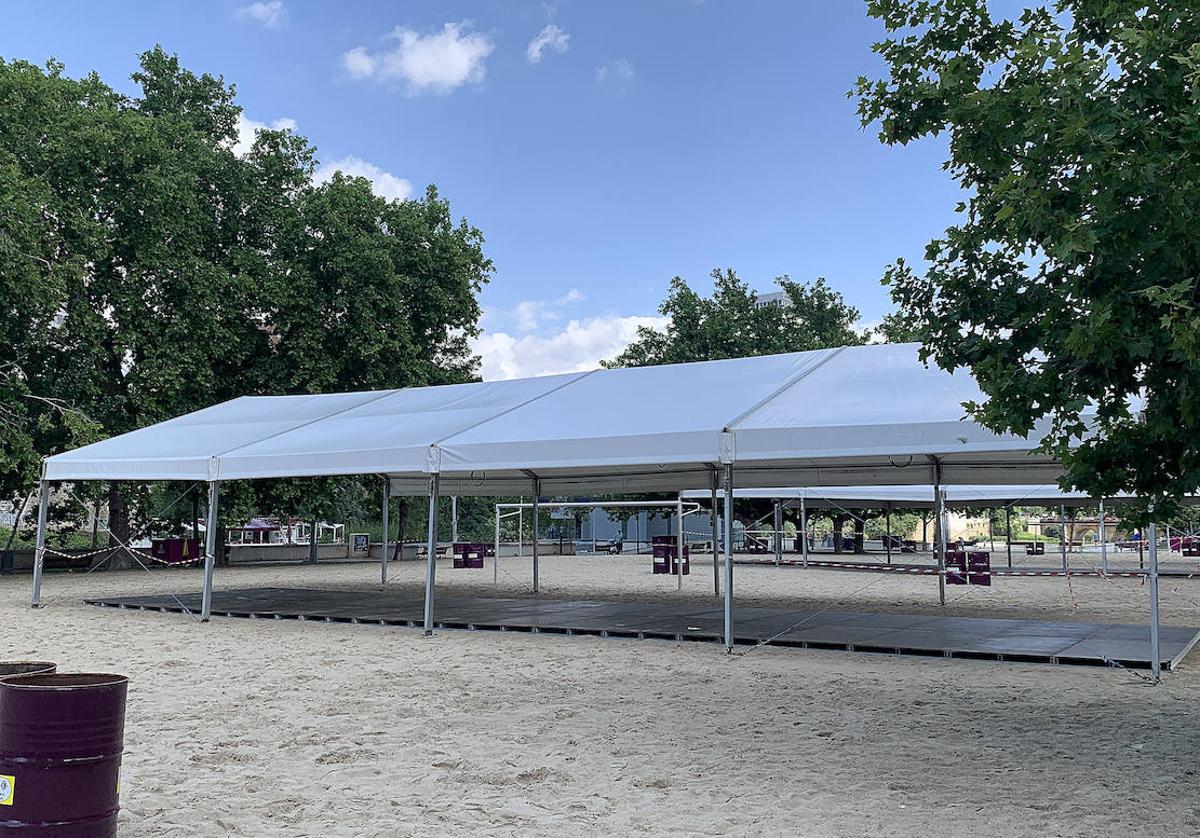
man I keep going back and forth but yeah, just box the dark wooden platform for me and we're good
[84,587,1200,671]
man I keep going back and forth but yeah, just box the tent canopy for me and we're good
[44,343,1087,494]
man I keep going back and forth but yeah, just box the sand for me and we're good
[5,552,1200,837]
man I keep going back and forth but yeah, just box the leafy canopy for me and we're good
[605,268,866,368]
[855,0,1200,518]
[0,48,491,541]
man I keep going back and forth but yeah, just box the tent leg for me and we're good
[531,479,540,593]
[1005,506,1012,568]
[773,501,782,566]
[30,479,50,608]
[1059,505,1067,570]
[381,479,390,584]
[676,496,685,590]
[800,497,809,568]
[494,505,500,584]
[722,463,735,652]
[710,472,720,597]
[1099,498,1108,574]
[422,473,441,636]
[201,481,221,622]
[1149,520,1161,680]
[934,476,945,606]
[885,506,892,565]
[451,496,459,545]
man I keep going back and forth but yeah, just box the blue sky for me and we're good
[2,1,964,379]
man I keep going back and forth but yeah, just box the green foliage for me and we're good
[0,48,491,541]
[855,1,1200,521]
[604,269,866,368]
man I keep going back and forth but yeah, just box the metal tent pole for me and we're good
[517,501,523,560]
[933,467,946,606]
[773,501,783,566]
[30,479,50,608]
[1099,499,1108,574]
[422,473,441,636]
[380,479,390,584]
[1149,520,1162,680]
[201,481,221,622]
[1059,505,1067,570]
[676,495,685,590]
[493,504,500,584]
[800,497,809,568]
[885,505,892,565]
[1005,505,1013,568]
[722,462,735,652]
[451,496,459,545]
[531,479,541,593]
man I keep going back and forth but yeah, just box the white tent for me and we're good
[36,342,1164,673]
[680,484,1115,509]
[44,343,1074,492]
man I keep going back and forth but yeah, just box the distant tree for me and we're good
[854,1,1200,518]
[873,311,922,344]
[604,269,866,369]
[0,49,491,560]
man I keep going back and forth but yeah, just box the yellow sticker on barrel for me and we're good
[0,774,14,806]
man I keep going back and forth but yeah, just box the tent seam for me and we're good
[723,346,848,431]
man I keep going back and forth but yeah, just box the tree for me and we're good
[854,1,1200,518]
[0,49,491,558]
[605,269,866,368]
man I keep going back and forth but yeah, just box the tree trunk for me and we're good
[3,493,31,553]
[921,514,929,551]
[854,517,866,554]
[107,481,131,570]
[833,514,848,553]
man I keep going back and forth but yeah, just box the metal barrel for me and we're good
[0,663,55,679]
[0,673,128,837]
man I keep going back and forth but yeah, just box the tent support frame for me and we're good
[201,481,220,621]
[30,478,50,608]
[422,473,441,635]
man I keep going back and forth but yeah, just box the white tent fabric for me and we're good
[680,484,1111,510]
[44,343,1083,492]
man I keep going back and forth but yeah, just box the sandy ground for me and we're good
[5,552,1200,837]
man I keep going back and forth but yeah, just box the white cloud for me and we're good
[315,156,413,202]
[233,113,297,156]
[527,24,570,64]
[596,59,635,86]
[482,289,587,334]
[471,314,668,381]
[339,22,494,94]
[237,1,286,28]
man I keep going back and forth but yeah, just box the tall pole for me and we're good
[451,496,459,545]
[380,479,390,584]
[885,505,892,565]
[800,497,809,568]
[422,473,441,635]
[531,479,541,593]
[493,504,500,584]
[1005,505,1013,568]
[30,478,50,608]
[201,481,221,622]
[773,501,783,566]
[722,462,735,652]
[517,500,523,560]
[1059,505,1067,570]
[1099,498,1108,574]
[1149,519,1162,680]
[933,466,946,606]
[676,495,685,590]
[709,473,720,597]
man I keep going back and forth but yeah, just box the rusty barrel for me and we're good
[0,664,55,679]
[0,673,128,836]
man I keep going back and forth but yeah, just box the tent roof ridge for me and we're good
[723,346,847,432]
